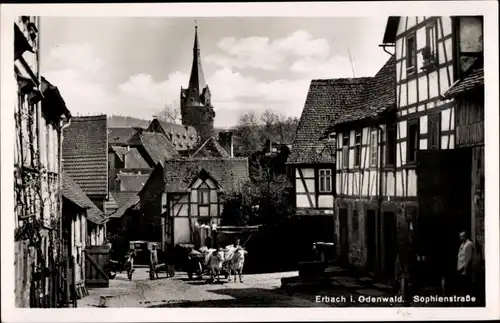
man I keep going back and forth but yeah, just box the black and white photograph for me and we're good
[1,1,499,322]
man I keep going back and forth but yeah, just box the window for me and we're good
[406,34,417,75]
[428,114,440,150]
[318,169,332,193]
[370,130,378,167]
[342,134,349,168]
[354,131,362,167]
[426,23,437,59]
[407,120,419,163]
[198,185,210,205]
[386,125,397,166]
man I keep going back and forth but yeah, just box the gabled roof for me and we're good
[110,146,150,169]
[444,68,484,99]
[287,77,371,164]
[62,115,108,197]
[191,137,231,158]
[112,191,142,209]
[107,194,140,219]
[150,119,198,138]
[327,56,396,130]
[117,173,150,192]
[382,16,400,44]
[164,158,249,193]
[62,173,105,224]
[139,132,179,164]
[108,127,141,145]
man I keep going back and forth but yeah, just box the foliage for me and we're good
[220,149,295,227]
[233,110,298,156]
[158,102,182,124]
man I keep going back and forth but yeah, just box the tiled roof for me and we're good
[444,68,484,99]
[117,173,150,192]
[110,146,150,169]
[111,191,141,209]
[62,115,108,196]
[158,120,198,137]
[164,158,249,193]
[191,137,231,158]
[107,194,140,219]
[328,56,396,128]
[139,132,180,165]
[62,173,105,224]
[147,119,199,151]
[287,77,371,164]
[108,127,141,145]
[62,173,94,210]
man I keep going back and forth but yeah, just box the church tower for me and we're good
[180,24,215,144]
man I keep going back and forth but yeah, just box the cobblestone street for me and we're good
[78,268,328,308]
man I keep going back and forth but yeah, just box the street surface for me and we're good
[78,268,327,307]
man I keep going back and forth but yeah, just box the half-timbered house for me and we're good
[347,16,481,286]
[14,17,74,307]
[162,158,249,246]
[62,115,108,246]
[323,56,396,276]
[287,78,371,244]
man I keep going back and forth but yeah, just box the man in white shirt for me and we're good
[456,230,473,295]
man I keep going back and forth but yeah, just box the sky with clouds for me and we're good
[40,17,391,128]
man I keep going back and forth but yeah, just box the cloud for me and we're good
[118,67,310,127]
[48,43,105,73]
[290,55,357,79]
[205,30,330,70]
[43,41,313,128]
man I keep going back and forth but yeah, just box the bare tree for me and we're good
[234,110,298,155]
[158,101,181,123]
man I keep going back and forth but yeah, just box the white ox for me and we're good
[208,249,225,283]
[229,248,248,283]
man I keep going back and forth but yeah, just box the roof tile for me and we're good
[288,77,371,164]
[62,115,108,196]
[62,172,105,224]
[191,137,231,158]
[164,158,249,192]
[444,68,484,99]
[329,56,396,128]
[139,132,180,164]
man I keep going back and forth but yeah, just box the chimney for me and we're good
[218,131,234,158]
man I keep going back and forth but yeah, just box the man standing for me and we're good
[149,244,159,280]
[456,230,474,295]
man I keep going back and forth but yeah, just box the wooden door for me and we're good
[84,246,110,288]
[366,210,377,273]
[338,208,349,266]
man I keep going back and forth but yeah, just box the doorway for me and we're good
[338,208,349,266]
[382,211,396,280]
[366,210,377,273]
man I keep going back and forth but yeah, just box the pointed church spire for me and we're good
[188,22,207,98]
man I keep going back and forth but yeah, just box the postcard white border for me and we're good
[1,1,499,322]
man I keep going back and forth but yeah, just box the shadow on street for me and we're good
[147,287,310,308]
